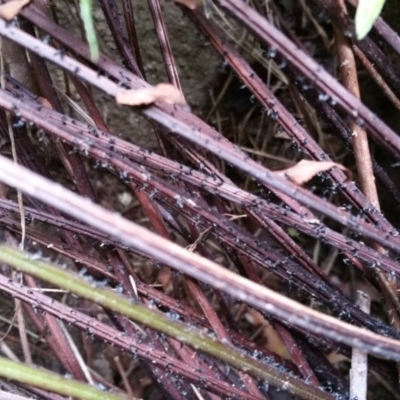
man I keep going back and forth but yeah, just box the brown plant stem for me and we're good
[353,44,400,112]
[334,28,377,206]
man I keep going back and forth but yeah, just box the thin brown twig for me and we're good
[13,273,31,365]
[353,44,400,112]
[114,357,134,398]
[333,10,378,220]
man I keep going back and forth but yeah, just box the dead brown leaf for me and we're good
[0,0,30,20]
[116,83,186,106]
[275,160,351,185]
[174,0,203,10]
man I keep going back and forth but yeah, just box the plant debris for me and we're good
[116,83,186,106]
[0,0,30,20]
[276,160,351,185]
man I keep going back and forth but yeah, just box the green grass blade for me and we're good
[80,0,99,61]
[355,0,386,40]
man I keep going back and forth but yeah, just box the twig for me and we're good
[114,356,134,398]
[353,44,400,112]
[335,22,378,205]
[349,291,371,400]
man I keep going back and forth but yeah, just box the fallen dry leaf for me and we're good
[0,0,30,20]
[174,0,203,10]
[275,160,351,185]
[116,83,186,107]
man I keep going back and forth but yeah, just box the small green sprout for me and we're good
[80,0,99,61]
[355,0,386,40]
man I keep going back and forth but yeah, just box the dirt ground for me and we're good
[54,0,220,150]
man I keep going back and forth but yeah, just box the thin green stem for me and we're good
[0,356,128,400]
